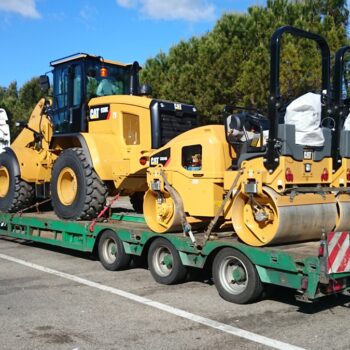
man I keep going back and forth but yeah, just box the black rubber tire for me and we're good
[51,148,107,220]
[148,237,187,285]
[130,192,144,213]
[0,152,34,212]
[98,230,131,270]
[212,248,263,304]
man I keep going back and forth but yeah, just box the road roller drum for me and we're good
[143,189,183,233]
[335,194,350,232]
[231,186,338,246]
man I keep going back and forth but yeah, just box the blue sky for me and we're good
[0,0,265,88]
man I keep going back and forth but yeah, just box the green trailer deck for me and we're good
[1,210,350,304]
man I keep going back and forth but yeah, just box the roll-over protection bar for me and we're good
[265,26,331,171]
[332,46,350,169]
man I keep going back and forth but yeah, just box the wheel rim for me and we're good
[0,166,10,198]
[57,167,77,205]
[152,246,173,277]
[101,237,117,264]
[218,255,248,295]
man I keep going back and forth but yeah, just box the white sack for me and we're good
[284,92,324,147]
[0,109,10,153]
[344,113,350,130]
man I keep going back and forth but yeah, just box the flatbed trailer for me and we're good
[1,210,350,304]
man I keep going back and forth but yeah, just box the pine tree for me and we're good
[141,0,349,121]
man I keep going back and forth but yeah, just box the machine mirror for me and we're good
[39,75,50,93]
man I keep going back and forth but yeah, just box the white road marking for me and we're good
[0,253,305,350]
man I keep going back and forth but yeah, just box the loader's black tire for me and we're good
[0,152,34,212]
[51,148,107,220]
[130,192,144,213]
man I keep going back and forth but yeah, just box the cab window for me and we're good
[73,65,82,106]
[182,145,202,170]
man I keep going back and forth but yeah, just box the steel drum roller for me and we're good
[143,189,183,233]
[232,186,338,246]
[335,194,350,232]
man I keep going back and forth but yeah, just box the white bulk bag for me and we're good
[344,113,350,130]
[0,109,10,153]
[284,92,324,147]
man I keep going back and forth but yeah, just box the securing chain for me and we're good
[159,169,198,247]
[16,198,52,217]
[89,193,120,232]
[203,169,242,243]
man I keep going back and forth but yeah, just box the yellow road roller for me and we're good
[0,54,199,219]
[144,26,350,246]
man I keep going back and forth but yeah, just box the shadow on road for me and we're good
[2,236,350,312]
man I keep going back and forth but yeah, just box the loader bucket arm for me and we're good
[265,25,331,171]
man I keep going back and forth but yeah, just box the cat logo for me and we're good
[89,105,110,120]
[90,108,100,120]
[174,103,182,111]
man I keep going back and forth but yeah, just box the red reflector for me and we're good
[318,244,324,257]
[285,168,293,182]
[139,157,148,166]
[321,168,329,181]
[164,158,171,167]
[347,169,350,181]
[301,278,308,290]
[327,279,344,292]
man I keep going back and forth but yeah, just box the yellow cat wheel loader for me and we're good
[0,53,199,219]
[144,26,350,246]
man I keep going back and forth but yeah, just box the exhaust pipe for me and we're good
[129,61,140,95]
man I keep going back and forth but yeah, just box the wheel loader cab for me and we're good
[49,53,136,134]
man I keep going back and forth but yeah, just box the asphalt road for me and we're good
[1,236,350,350]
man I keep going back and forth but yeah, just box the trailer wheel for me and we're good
[98,230,131,271]
[213,248,263,304]
[148,237,187,285]
[51,148,107,220]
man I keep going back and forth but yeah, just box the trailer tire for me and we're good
[213,248,263,304]
[148,237,187,285]
[0,152,34,212]
[98,230,131,271]
[51,148,107,220]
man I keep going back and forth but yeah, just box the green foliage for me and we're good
[0,77,45,138]
[141,0,349,121]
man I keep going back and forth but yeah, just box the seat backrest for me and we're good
[277,124,331,161]
[340,130,350,158]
